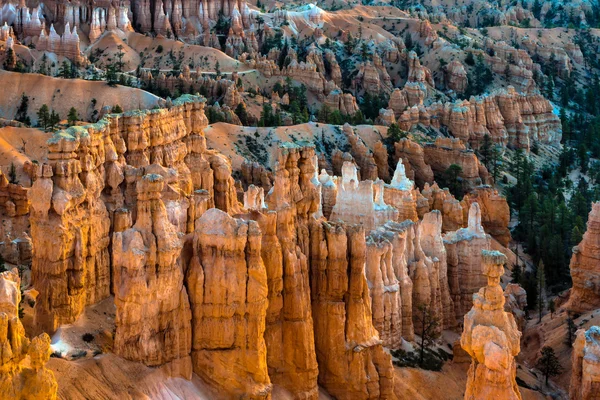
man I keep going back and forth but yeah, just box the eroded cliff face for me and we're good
[570,326,600,400]
[568,202,600,313]
[461,251,522,400]
[0,269,58,400]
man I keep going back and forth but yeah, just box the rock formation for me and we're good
[0,269,58,400]
[309,221,396,399]
[461,250,522,400]
[186,208,270,398]
[112,174,192,378]
[568,202,600,313]
[444,203,491,322]
[445,60,468,93]
[393,87,561,150]
[570,326,600,400]
[330,162,398,231]
[461,186,511,246]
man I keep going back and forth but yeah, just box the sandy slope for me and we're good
[88,31,254,74]
[203,121,390,170]
[0,70,160,124]
[0,126,51,184]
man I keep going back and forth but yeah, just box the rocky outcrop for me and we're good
[570,326,600,400]
[504,283,527,331]
[444,203,491,323]
[393,138,435,188]
[330,162,398,231]
[394,87,562,149]
[461,186,511,246]
[445,60,468,93]
[461,250,522,400]
[568,202,600,313]
[0,269,58,400]
[36,23,85,65]
[384,160,418,222]
[112,174,192,377]
[423,137,490,191]
[309,221,396,399]
[407,51,434,87]
[186,208,270,398]
[0,170,32,266]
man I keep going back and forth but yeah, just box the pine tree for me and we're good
[444,164,463,199]
[480,134,492,168]
[116,45,125,72]
[37,104,50,130]
[49,110,60,130]
[3,48,15,71]
[548,299,555,319]
[234,103,249,126]
[112,104,123,114]
[565,312,577,347]
[15,93,31,126]
[67,107,79,125]
[536,346,563,385]
[59,60,71,78]
[414,304,440,367]
[537,260,546,323]
[8,162,18,184]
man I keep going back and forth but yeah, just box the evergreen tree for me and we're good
[8,162,18,184]
[536,346,563,385]
[414,304,440,368]
[15,93,31,126]
[548,299,555,319]
[537,260,546,323]
[444,164,463,199]
[49,110,60,130]
[479,134,492,168]
[566,312,577,347]
[3,48,15,71]
[58,61,71,78]
[67,107,79,125]
[112,104,123,113]
[116,45,125,72]
[38,54,49,75]
[234,103,249,126]
[37,104,50,130]
[106,63,118,86]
